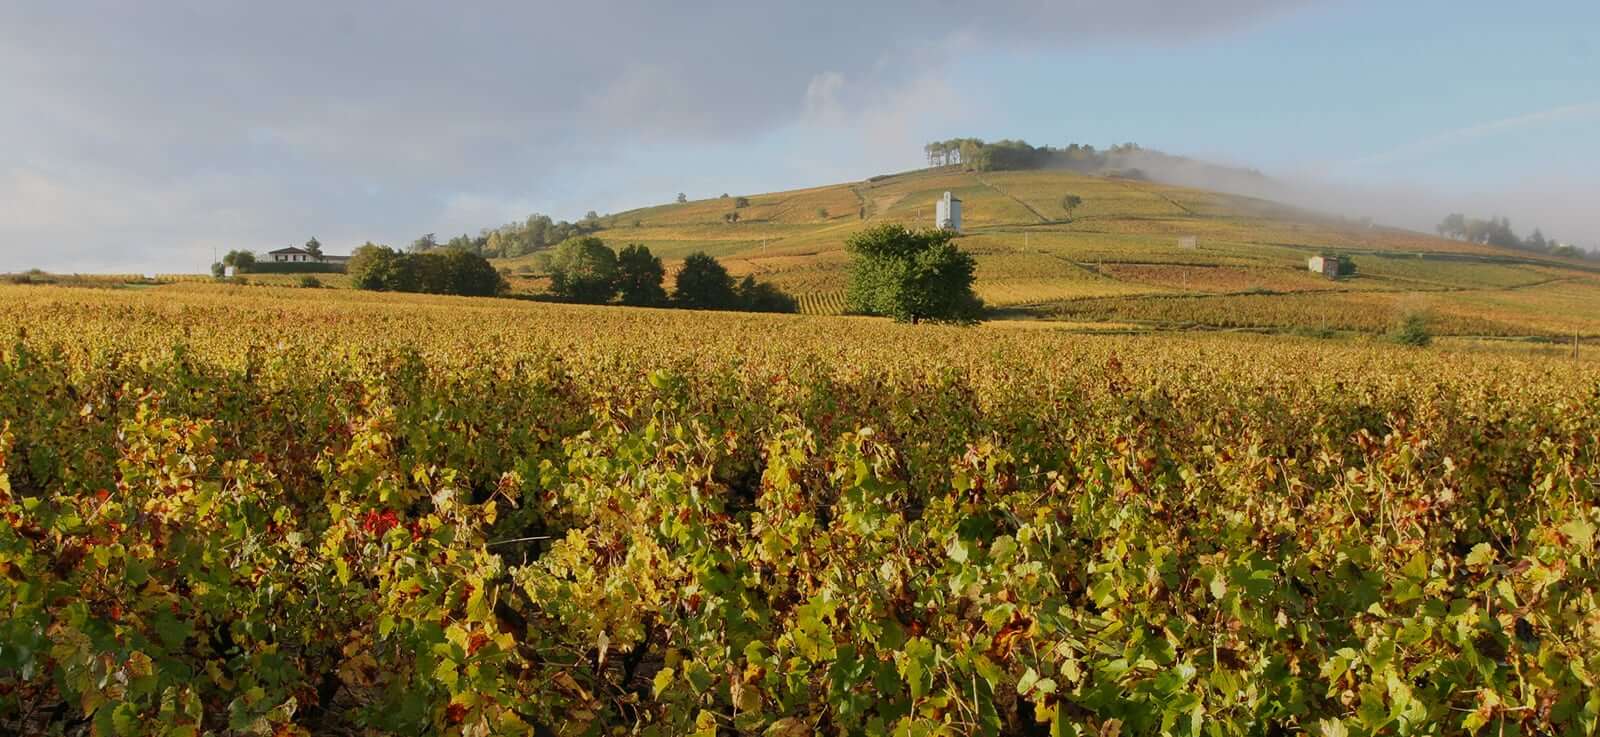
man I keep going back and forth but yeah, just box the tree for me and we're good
[615,244,667,306]
[410,233,438,253]
[734,197,751,208]
[736,275,798,313]
[444,233,481,256]
[1437,213,1468,239]
[411,251,451,293]
[845,224,983,325]
[221,249,257,271]
[1060,195,1083,221]
[1526,228,1548,252]
[548,236,619,303]
[348,244,415,292]
[210,262,225,278]
[437,248,506,296]
[673,252,738,310]
[817,208,830,219]
[304,237,323,258]
[676,193,688,204]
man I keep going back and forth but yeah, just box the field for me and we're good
[483,167,1600,337]
[102,167,1600,338]
[1,283,1597,736]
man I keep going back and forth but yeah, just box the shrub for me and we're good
[299,275,323,288]
[1389,312,1433,346]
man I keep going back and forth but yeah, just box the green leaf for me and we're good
[111,702,141,736]
[685,661,714,694]
[432,659,459,690]
[653,667,675,698]
[1208,572,1228,601]
[946,537,969,564]
[1561,518,1595,550]
[1018,667,1039,695]
[1465,543,1495,570]
[1317,718,1349,737]
[900,638,936,699]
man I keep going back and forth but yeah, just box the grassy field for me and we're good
[2,283,1596,735]
[478,166,1600,337]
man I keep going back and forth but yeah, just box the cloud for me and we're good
[1343,102,1600,171]
[0,1,1309,271]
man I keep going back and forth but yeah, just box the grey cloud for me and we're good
[0,1,1308,271]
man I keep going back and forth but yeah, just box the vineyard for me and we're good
[1,284,1598,736]
[487,166,1600,339]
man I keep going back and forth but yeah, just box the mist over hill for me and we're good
[919,138,1594,257]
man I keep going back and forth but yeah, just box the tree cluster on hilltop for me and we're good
[1436,214,1592,259]
[546,237,797,313]
[922,138,1176,176]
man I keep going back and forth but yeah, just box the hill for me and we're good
[494,166,1600,338]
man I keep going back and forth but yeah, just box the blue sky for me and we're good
[1,1,1595,272]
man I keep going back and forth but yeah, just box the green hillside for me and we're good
[495,166,1600,338]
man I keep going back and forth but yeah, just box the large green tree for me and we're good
[438,248,507,297]
[348,243,416,292]
[548,236,619,303]
[672,252,738,310]
[735,275,798,313]
[845,224,982,324]
[615,244,667,306]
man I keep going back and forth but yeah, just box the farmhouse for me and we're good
[267,247,349,266]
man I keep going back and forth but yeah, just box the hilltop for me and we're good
[492,165,1600,339]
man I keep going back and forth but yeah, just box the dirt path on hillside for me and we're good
[971,173,1052,224]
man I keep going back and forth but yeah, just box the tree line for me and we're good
[545,238,797,313]
[923,138,1148,173]
[347,244,507,296]
[400,213,607,262]
[1435,214,1592,259]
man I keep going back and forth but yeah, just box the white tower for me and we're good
[935,191,962,232]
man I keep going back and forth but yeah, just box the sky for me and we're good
[1,0,1596,273]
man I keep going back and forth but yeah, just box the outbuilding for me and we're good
[935,191,962,232]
